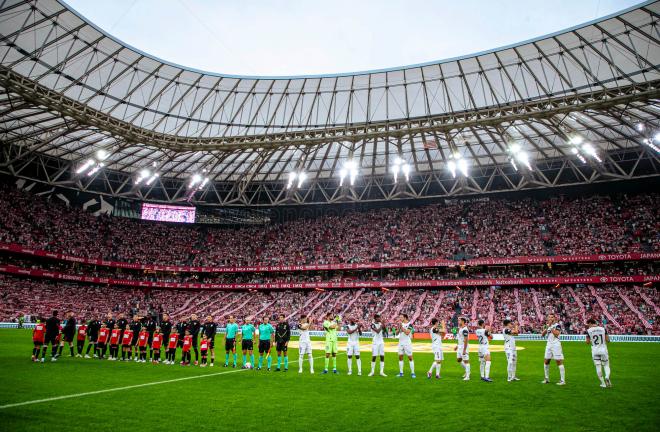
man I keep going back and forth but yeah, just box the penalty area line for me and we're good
[0,354,330,410]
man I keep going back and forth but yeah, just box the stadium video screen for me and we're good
[140,203,196,223]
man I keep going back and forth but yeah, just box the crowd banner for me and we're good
[1,242,658,274]
[0,263,658,290]
[2,323,658,342]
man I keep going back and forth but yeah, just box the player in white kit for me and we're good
[368,314,387,377]
[541,314,566,385]
[454,317,471,381]
[397,314,416,378]
[585,318,611,388]
[297,315,314,374]
[427,318,446,379]
[346,319,362,376]
[502,319,520,381]
[475,319,493,382]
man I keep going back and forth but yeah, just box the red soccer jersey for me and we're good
[32,323,45,343]
[77,325,87,341]
[200,339,209,350]
[122,330,133,345]
[138,331,149,347]
[110,329,121,345]
[182,335,192,352]
[167,333,179,349]
[98,328,109,344]
[55,325,62,343]
[152,334,162,349]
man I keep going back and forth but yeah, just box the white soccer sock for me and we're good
[511,359,517,378]
[347,357,352,373]
[371,361,376,373]
[603,361,610,380]
[558,365,565,382]
[436,363,441,376]
[399,360,404,374]
[465,363,470,377]
[309,353,314,371]
[428,363,435,374]
[299,354,304,370]
[544,364,550,380]
[485,361,491,379]
[380,361,385,373]
[409,360,415,374]
[479,360,485,378]
[357,358,362,374]
[595,363,603,383]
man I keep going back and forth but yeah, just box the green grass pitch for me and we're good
[1,329,658,431]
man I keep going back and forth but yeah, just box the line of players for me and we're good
[29,310,613,387]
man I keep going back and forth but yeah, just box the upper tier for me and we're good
[0,185,657,267]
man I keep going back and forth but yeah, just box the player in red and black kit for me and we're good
[137,327,149,362]
[200,334,210,367]
[42,310,61,362]
[181,330,193,366]
[121,327,134,361]
[96,323,110,360]
[151,327,163,364]
[32,320,45,362]
[76,320,87,357]
[188,314,201,365]
[109,325,121,360]
[165,331,179,364]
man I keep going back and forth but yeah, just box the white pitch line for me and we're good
[1,354,331,410]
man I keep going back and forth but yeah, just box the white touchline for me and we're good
[0,354,335,410]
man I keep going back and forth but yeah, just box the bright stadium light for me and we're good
[642,138,660,154]
[447,160,457,178]
[87,162,104,176]
[581,143,602,163]
[508,142,532,171]
[636,123,646,132]
[457,158,469,177]
[571,147,587,164]
[569,135,584,146]
[287,171,308,189]
[189,173,202,188]
[75,159,95,174]
[287,171,297,189]
[391,157,411,183]
[96,149,108,161]
[297,171,307,188]
[339,160,358,186]
[145,172,159,185]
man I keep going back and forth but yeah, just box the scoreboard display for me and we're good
[140,203,196,223]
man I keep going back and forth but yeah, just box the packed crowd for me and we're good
[2,275,657,335]
[0,185,657,267]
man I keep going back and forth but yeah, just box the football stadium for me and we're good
[0,0,659,430]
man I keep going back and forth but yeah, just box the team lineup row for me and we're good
[28,310,612,387]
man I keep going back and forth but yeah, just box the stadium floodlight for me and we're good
[339,160,358,186]
[189,173,202,188]
[287,171,308,189]
[287,172,297,189]
[297,171,307,188]
[636,123,646,132]
[571,146,587,164]
[654,132,660,143]
[581,143,602,163]
[447,160,457,178]
[391,157,411,183]
[87,162,104,176]
[95,149,108,161]
[643,138,660,154]
[145,173,159,186]
[569,135,584,146]
[508,143,532,171]
[457,158,469,177]
[75,159,95,174]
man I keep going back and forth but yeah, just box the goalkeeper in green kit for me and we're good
[323,312,341,374]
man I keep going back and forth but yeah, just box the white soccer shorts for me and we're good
[299,341,312,355]
[347,342,360,356]
[544,344,564,360]
[456,350,470,361]
[371,343,385,356]
[433,350,443,361]
[398,343,413,356]
[592,352,609,363]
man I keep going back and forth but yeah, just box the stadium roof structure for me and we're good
[0,0,659,206]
